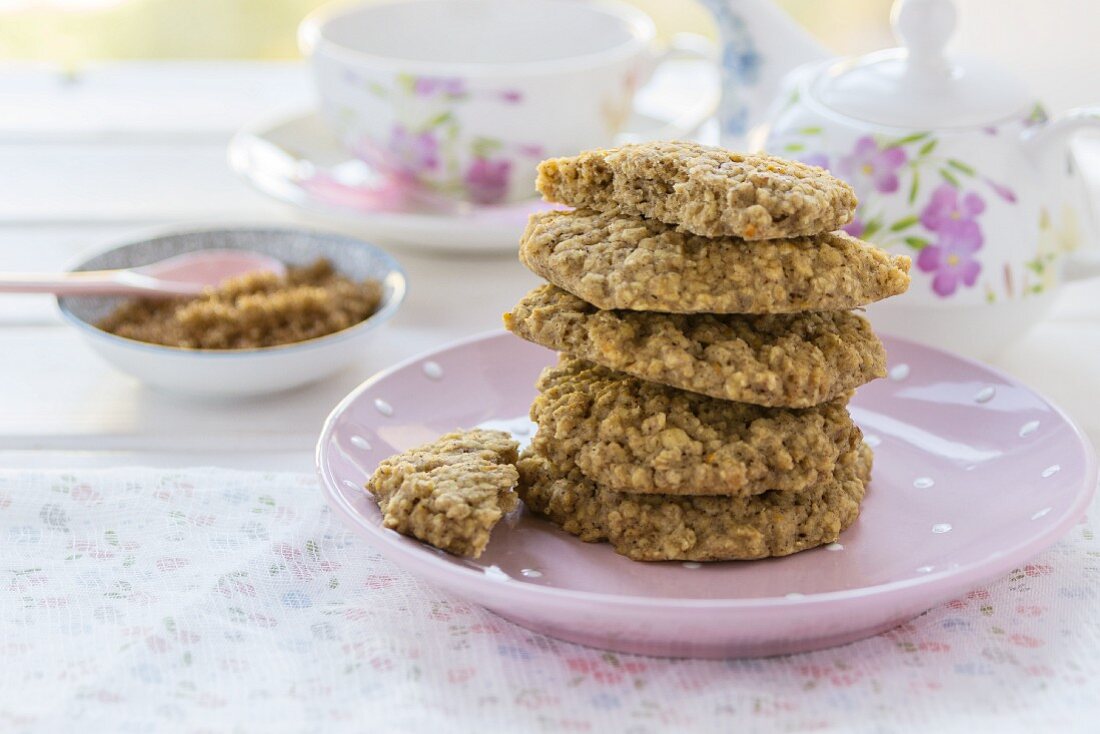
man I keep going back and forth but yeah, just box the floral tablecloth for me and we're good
[2,468,1098,733]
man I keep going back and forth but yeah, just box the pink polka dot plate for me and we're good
[316,331,1097,658]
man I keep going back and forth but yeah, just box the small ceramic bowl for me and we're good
[58,227,407,398]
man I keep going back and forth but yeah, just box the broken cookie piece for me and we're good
[366,429,520,558]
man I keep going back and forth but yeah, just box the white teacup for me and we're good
[300,0,680,206]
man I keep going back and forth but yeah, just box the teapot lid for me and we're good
[810,0,1031,128]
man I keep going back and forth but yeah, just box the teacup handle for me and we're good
[620,33,719,142]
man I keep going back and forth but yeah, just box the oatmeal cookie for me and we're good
[519,209,910,313]
[504,285,885,407]
[516,441,871,562]
[366,429,520,558]
[536,142,857,240]
[532,357,858,495]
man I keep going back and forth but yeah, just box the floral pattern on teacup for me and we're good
[336,72,544,206]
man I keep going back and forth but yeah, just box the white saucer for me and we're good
[228,59,719,253]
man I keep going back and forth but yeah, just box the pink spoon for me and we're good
[0,249,288,297]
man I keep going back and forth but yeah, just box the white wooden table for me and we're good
[3,61,1100,475]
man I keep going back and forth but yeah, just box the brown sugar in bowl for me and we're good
[57,227,407,397]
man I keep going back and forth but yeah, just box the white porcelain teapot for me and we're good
[699,0,1100,358]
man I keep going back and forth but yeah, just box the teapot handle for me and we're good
[1023,106,1100,158]
[1064,252,1100,282]
[1023,107,1100,282]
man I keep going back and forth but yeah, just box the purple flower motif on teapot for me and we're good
[916,185,986,296]
[778,128,1031,301]
[839,136,907,194]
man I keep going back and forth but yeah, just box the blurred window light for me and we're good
[0,0,129,10]
[0,0,890,62]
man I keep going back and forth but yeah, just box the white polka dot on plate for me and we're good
[889,364,910,381]
[974,386,996,403]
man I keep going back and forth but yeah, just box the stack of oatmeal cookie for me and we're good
[504,141,911,562]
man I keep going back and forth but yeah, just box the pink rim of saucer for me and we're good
[316,330,1097,657]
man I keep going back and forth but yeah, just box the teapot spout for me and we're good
[696,0,831,143]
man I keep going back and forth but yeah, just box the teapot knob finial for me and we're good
[891,0,956,75]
